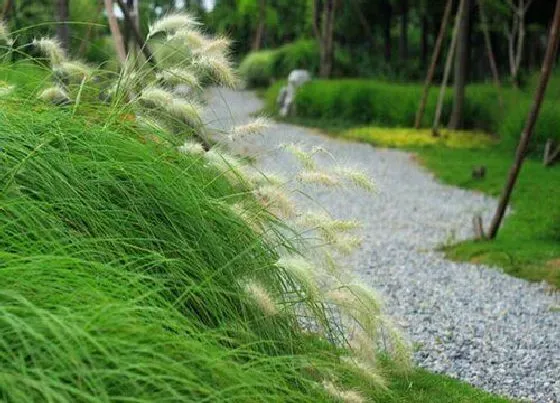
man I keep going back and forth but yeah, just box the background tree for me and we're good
[55,0,70,51]
[505,0,535,87]
[449,0,472,129]
[312,0,339,78]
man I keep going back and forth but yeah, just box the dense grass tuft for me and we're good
[0,67,348,399]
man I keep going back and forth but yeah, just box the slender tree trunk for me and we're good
[1,0,13,21]
[433,0,465,135]
[351,0,377,48]
[105,0,127,64]
[478,0,504,111]
[513,0,527,86]
[56,0,70,53]
[124,0,133,54]
[421,14,429,66]
[415,0,453,129]
[311,0,322,40]
[115,0,156,67]
[252,0,266,50]
[506,0,534,87]
[399,0,408,61]
[384,1,392,63]
[319,0,337,78]
[78,0,104,57]
[488,0,560,239]
[449,0,471,130]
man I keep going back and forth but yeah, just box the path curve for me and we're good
[205,88,559,402]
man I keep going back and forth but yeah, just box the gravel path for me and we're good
[204,88,560,402]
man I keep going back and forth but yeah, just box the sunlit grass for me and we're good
[341,127,498,149]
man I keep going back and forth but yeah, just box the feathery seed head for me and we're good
[38,86,70,105]
[297,171,340,187]
[204,149,248,184]
[322,381,366,403]
[298,212,361,242]
[242,169,287,187]
[254,185,295,217]
[275,256,318,297]
[148,13,201,38]
[335,167,376,192]
[200,36,231,56]
[330,234,362,255]
[55,61,92,81]
[156,68,200,88]
[228,202,265,234]
[139,87,174,108]
[281,143,316,169]
[340,356,387,389]
[136,116,167,133]
[0,21,11,44]
[167,29,206,50]
[328,283,382,336]
[178,141,205,156]
[166,98,203,127]
[33,37,66,65]
[230,117,273,139]
[195,54,238,88]
[244,280,278,316]
[258,173,286,186]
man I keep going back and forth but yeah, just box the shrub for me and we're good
[238,49,277,88]
[499,98,560,153]
[272,40,321,77]
[267,78,560,153]
[292,80,455,128]
[239,40,354,88]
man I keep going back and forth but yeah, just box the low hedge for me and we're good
[267,79,560,153]
[239,40,353,88]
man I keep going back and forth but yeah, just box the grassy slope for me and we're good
[0,64,512,402]
[371,366,511,403]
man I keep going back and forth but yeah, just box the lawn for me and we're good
[335,127,560,289]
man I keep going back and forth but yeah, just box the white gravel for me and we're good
[204,88,560,402]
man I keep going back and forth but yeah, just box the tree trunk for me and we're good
[124,0,133,54]
[507,0,534,87]
[448,0,471,130]
[252,0,266,51]
[384,1,392,63]
[55,0,70,53]
[105,0,127,65]
[78,0,104,57]
[1,0,13,21]
[478,0,504,111]
[115,0,156,67]
[421,13,429,66]
[415,0,453,129]
[399,0,408,61]
[351,0,377,48]
[433,0,465,135]
[319,0,336,78]
[488,0,560,239]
